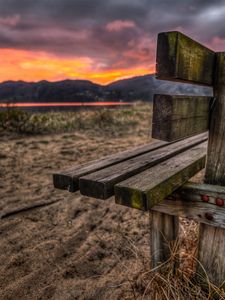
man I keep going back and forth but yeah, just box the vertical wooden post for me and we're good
[150,211,179,269]
[198,52,225,286]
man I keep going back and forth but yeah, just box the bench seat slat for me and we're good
[79,133,208,199]
[115,142,207,210]
[53,139,169,192]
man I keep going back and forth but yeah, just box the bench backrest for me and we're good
[153,31,215,142]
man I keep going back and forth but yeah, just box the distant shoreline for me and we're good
[0,102,133,108]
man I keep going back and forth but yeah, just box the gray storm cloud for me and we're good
[0,0,225,70]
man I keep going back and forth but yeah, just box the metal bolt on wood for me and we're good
[215,198,224,206]
[205,212,214,221]
[201,194,209,202]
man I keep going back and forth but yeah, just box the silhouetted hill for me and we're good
[106,74,212,101]
[0,74,213,103]
[0,79,102,103]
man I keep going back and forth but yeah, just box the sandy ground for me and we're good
[0,110,162,299]
[0,103,208,299]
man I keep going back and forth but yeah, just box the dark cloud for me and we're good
[0,0,225,70]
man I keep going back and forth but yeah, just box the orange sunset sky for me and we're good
[1,1,225,84]
[0,48,154,85]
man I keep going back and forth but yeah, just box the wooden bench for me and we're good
[53,31,225,287]
[54,133,207,203]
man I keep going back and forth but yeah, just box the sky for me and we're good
[0,0,225,84]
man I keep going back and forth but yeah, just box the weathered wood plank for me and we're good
[199,52,225,287]
[150,211,179,269]
[150,198,225,230]
[79,133,208,199]
[53,140,168,192]
[115,181,225,229]
[205,53,225,184]
[156,31,215,85]
[114,142,207,209]
[152,94,211,141]
[198,225,225,286]
[151,32,213,277]
[174,182,225,207]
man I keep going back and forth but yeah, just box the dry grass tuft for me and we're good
[0,103,152,137]
[113,223,225,300]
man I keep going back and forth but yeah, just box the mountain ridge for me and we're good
[0,74,213,103]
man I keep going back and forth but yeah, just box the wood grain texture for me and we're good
[205,52,225,184]
[174,182,225,207]
[151,198,225,230]
[79,133,208,200]
[53,140,168,192]
[198,225,225,286]
[152,94,211,141]
[156,31,215,85]
[115,142,207,209]
[150,211,179,269]
[198,52,225,287]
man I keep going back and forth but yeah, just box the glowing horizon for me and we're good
[0,48,155,85]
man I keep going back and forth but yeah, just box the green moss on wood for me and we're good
[167,32,178,58]
[115,187,146,210]
[145,157,206,209]
[156,31,215,85]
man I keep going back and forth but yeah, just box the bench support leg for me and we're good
[199,52,225,287]
[149,211,179,270]
[198,224,225,286]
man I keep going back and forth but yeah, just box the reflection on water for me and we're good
[0,102,132,108]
